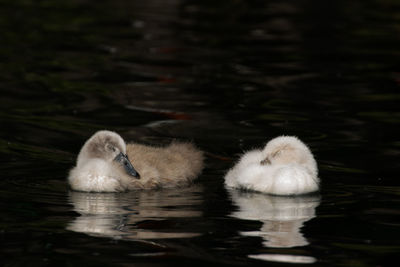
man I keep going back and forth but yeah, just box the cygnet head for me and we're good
[261,136,315,167]
[77,130,140,178]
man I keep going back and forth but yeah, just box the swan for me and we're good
[225,136,319,195]
[68,130,204,192]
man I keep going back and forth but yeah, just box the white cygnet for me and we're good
[225,136,319,195]
[68,130,204,192]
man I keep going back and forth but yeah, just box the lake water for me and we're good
[1,0,400,266]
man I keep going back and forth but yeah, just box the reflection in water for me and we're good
[228,190,320,263]
[67,185,203,240]
[248,254,317,264]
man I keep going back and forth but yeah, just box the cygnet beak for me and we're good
[260,157,271,165]
[114,152,140,179]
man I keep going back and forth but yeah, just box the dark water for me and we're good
[1,0,400,266]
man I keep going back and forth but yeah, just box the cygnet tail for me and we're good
[168,142,204,182]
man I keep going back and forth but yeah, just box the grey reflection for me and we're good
[67,186,203,240]
[228,190,320,263]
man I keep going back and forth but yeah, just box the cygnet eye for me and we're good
[107,144,116,152]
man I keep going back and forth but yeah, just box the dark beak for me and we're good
[114,152,140,179]
[260,157,271,165]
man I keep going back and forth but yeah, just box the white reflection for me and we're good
[67,186,203,240]
[249,254,317,264]
[228,190,320,263]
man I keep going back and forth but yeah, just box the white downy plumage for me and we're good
[225,136,319,195]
